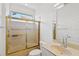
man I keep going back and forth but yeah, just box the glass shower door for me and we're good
[26,21,39,48]
[7,18,27,54]
[6,17,40,54]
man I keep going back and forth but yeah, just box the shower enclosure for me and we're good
[6,11,40,55]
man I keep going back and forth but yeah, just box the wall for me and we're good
[0,3,6,56]
[29,3,56,44]
[57,3,79,43]
[0,3,35,56]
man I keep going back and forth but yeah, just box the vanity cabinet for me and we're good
[41,47,56,56]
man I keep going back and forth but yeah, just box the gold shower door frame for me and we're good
[6,16,40,55]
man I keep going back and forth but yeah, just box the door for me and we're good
[26,21,39,48]
[7,18,27,54]
[6,17,40,54]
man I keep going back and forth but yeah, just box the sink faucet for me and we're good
[63,37,67,48]
[62,34,71,48]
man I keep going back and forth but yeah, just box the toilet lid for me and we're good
[29,49,41,55]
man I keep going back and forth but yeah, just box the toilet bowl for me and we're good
[29,49,42,56]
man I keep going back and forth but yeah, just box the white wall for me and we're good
[0,3,6,56]
[57,3,79,43]
[29,3,56,44]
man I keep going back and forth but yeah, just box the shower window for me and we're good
[10,11,34,19]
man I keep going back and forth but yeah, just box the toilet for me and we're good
[29,49,42,56]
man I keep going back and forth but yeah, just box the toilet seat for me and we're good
[29,49,41,56]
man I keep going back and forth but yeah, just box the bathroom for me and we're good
[0,3,79,56]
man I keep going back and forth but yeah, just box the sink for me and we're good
[62,49,72,56]
[51,45,72,55]
[51,45,65,54]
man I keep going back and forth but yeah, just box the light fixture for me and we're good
[57,4,64,9]
[24,3,28,6]
[54,3,64,9]
[54,3,61,8]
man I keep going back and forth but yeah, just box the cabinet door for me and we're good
[41,47,55,56]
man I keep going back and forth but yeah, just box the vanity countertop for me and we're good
[41,41,79,56]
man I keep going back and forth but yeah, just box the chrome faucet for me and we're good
[62,34,71,48]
